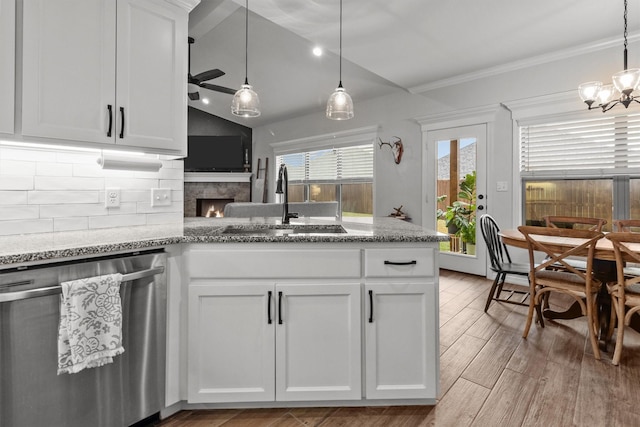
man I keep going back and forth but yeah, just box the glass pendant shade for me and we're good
[613,68,640,94]
[231,83,260,117]
[597,84,619,105]
[578,81,603,103]
[326,85,354,120]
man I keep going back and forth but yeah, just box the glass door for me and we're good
[426,124,487,276]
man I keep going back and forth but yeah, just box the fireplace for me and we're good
[196,198,234,217]
[184,173,252,217]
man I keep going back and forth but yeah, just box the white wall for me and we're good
[252,38,632,230]
[0,144,184,236]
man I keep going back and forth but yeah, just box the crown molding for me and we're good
[409,33,640,95]
[270,126,378,154]
[414,104,500,131]
[166,0,200,13]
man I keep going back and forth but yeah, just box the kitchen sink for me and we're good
[221,224,347,236]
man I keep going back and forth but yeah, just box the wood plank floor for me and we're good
[153,270,640,427]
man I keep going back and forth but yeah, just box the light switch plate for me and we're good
[105,188,120,208]
[151,188,171,207]
[496,181,508,192]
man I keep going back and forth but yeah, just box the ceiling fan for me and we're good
[188,37,236,101]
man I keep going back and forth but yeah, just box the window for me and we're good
[520,111,640,230]
[275,144,373,220]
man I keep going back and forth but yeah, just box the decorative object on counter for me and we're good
[388,205,410,221]
[378,136,404,164]
[326,0,354,120]
[579,0,640,112]
[231,0,261,117]
[58,273,124,374]
[97,152,162,172]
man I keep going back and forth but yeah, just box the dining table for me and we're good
[498,228,640,345]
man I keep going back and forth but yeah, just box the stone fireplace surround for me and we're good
[184,173,252,217]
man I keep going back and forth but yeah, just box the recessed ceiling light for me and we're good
[312,46,323,57]
[202,98,210,105]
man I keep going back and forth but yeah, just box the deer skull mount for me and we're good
[378,137,404,164]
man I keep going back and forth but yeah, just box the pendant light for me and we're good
[326,0,354,120]
[231,0,260,117]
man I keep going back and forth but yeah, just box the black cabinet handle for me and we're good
[368,290,374,323]
[107,105,113,137]
[267,291,272,324]
[278,291,283,325]
[119,107,125,139]
[384,260,417,266]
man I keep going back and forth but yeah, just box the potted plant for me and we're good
[438,172,477,253]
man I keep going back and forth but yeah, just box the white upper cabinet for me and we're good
[0,0,15,135]
[22,0,188,155]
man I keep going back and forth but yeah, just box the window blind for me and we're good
[276,143,373,181]
[520,112,640,173]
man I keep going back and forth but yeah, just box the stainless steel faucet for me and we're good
[275,164,298,224]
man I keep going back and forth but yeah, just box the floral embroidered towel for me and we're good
[57,273,124,375]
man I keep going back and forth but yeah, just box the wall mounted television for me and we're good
[184,135,245,172]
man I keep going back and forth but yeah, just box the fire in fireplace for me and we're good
[196,198,234,217]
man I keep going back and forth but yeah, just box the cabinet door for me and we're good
[275,283,361,401]
[22,0,116,144]
[116,0,187,153]
[188,283,275,403]
[0,0,15,134]
[365,282,438,399]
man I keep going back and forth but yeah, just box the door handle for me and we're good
[368,290,374,323]
[119,107,125,139]
[267,291,272,324]
[107,105,113,137]
[278,291,283,325]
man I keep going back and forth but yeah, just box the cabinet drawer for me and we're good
[364,248,434,278]
[188,248,361,279]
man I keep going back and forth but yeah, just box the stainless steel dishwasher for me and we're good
[0,249,166,427]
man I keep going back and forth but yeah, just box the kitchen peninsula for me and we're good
[0,217,447,409]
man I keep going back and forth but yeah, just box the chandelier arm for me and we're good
[602,101,620,113]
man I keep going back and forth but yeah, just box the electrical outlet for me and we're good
[105,188,120,208]
[151,188,171,207]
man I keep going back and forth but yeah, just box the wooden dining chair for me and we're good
[518,225,604,360]
[614,219,640,232]
[479,214,530,312]
[604,232,640,365]
[544,215,607,232]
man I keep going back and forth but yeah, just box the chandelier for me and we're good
[578,0,640,112]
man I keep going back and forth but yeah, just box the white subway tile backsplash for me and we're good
[35,176,104,190]
[54,217,89,232]
[0,145,184,237]
[0,205,40,220]
[0,176,34,190]
[36,162,73,176]
[1,160,36,176]
[89,214,146,229]
[146,212,183,225]
[104,177,158,190]
[0,219,54,236]
[28,191,99,204]
[0,191,28,205]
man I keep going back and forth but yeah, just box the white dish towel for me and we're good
[57,273,125,375]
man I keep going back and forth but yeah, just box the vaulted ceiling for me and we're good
[187,0,639,127]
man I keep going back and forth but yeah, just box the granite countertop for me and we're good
[0,217,448,267]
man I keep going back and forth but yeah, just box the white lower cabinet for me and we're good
[364,282,437,399]
[185,244,439,405]
[187,280,361,403]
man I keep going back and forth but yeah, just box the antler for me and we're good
[378,136,404,164]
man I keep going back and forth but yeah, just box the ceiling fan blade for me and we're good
[192,69,225,83]
[188,91,200,101]
[200,82,237,95]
